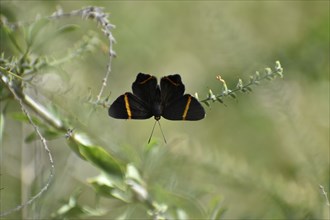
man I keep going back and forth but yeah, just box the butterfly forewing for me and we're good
[108,92,152,119]
[132,73,158,104]
[160,74,185,107]
[162,94,205,120]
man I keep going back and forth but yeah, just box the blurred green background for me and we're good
[0,1,329,219]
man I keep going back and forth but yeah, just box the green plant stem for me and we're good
[0,66,24,80]
[199,65,283,104]
[0,69,55,217]
[0,68,65,130]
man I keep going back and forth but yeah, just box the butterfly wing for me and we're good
[160,74,185,107]
[132,73,159,104]
[109,92,153,119]
[162,94,205,120]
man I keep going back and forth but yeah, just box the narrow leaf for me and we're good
[2,25,23,53]
[246,87,253,92]
[126,164,144,185]
[25,129,62,143]
[202,100,210,107]
[79,144,124,177]
[55,24,80,35]
[51,191,106,219]
[229,93,237,99]
[66,139,86,160]
[27,18,49,48]
[10,112,44,127]
[216,97,224,104]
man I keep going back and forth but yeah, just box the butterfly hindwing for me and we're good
[162,94,205,121]
[108,92,153,119]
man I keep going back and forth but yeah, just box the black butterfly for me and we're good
[108,73,205,121]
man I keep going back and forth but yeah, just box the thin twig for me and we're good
[2,6,116,105]
[199,61,283,105]
[49,6,116,103]
[0,5,116,217]
[0,75,55,217]
[319,185,330,206]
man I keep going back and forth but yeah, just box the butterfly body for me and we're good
[109,73,205,121]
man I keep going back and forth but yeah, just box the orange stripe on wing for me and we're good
[182,95,192,120]
[139,76,154,84]
[124,94,132,119]
[165,77,179,86]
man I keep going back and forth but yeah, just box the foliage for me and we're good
[0,2,329,220]
[199,61,283,107]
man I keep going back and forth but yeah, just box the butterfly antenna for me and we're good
[148,120,157,144]
[157,121,167,144]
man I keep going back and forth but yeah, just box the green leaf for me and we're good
[32,24,80,53]
[51,190,106,219]
[125,165,149,202]
[10,112,44,127]
[10,112,64,143]
[202,100,210,107]
[266,75,274,80]
[209,196,226,220]
[176,208,189,220]
[66,138,87,160]
[126,164,144,185]
[55,24,80,35]
[88,174,132,202]
[2,24,23,53]
[26,18,49,49]
[216,97,224,104]
[110,188,133,203]
[81,206,107,218]
[229,93,237,99]
[25,129,62,143]
[79,144,124,178]
[88,174,116,194]
[249,75,255,84]
[255,71,261,80]
[246,87,253,92]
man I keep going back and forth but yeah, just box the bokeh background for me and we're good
[1,1,329,219]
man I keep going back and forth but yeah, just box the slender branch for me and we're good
[0,66,24,80]
[199,61,284,105]
[2,6,116,104]
[319,185,330,206]
[0,73,55,217]
[48,6,116,103]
